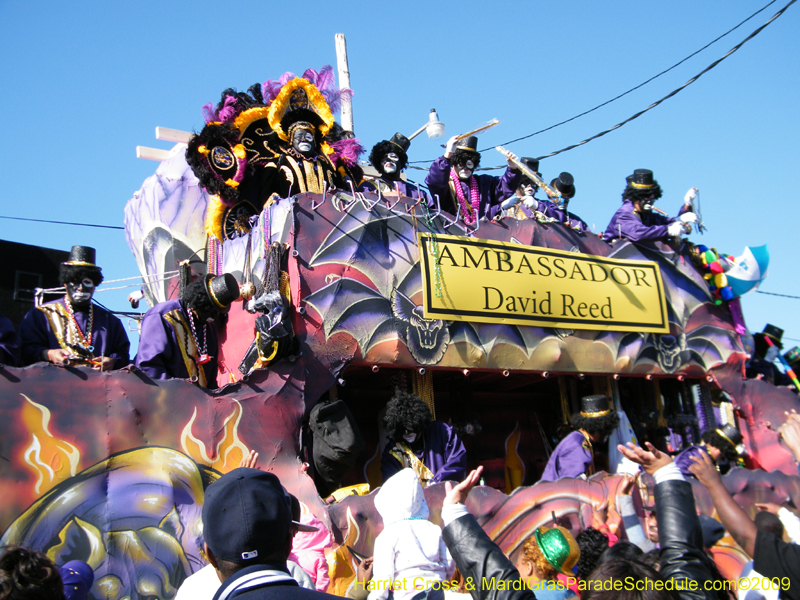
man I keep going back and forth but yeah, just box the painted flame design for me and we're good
[180,400,250,472]
[20,394,80,494]
[504,422,525,494]
[325,506,362,596]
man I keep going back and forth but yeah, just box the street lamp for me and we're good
[408,109,445,141]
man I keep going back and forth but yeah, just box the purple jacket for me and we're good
[19,298,130,368]
[134,299,219,389]
[603,200,690,243]
[540,430,592,482]
[0,313,18,366]
[381,421,467,483]
[425,156,520,221]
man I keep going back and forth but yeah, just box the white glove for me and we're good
[679,212,698,224]
[684,187,698,206]
[501,196,519,210]
[522,195,538,210]
[667,221,685,237]
[445,135,459,157]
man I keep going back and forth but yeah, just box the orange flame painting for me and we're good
[180,400,251,472]
[19,394,81,494]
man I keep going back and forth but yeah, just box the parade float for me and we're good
[0,62,798,599]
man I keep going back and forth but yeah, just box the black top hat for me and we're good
[629,169,656,189]
[455,136,479,154]
[389,132,411,153]
[715,423,744,454]
[784,346,800,366]
[205,273,241,310]
[520,157,540,173]
[579,394,613,418]
[62,246,98,267]
[551,172,575,199]
[759,324,784,346]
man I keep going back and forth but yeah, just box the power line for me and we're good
[486,0,778,151]
[0,215,124,230]
[532,0,795,161]
[407,0,790,167]
[757,290,800,300]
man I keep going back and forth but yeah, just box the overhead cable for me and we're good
[0,215,124,230]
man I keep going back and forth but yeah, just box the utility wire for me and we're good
[0,215,124,230]
[757,290,800,300]
[485,0,778,151]
[407,0,790,167]
[532,0,795,161]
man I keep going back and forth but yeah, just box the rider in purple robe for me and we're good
[381,391,466,485]
[674,424,743,479]
[360,133,428,201]
[134,274,240,389]
[541,395,619,482]
[425,135,520,223]
[0,312,19,366]
[19,246,130,370]
[603,169,697,243]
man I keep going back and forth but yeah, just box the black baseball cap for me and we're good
[202,468,315,564]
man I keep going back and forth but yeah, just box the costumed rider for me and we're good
[258,78,345,201]
[381,390,467,485]
[425,135,520,224]
[540,394,619,482]
[602,169,697,243]
[547,172,589,232]
[134,274,240,389]
[746,324,793,386]
[0,312,19,366]
[19,246,130,370]
[499,157,544,220]
[674,423,744,479]
[361,133,427,200]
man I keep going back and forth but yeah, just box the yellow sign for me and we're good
[418,233,669,333]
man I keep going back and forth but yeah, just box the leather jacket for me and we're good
[443,513,535,600]
[655,479,719,600]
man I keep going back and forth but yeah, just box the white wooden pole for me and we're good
[335,33,354,133]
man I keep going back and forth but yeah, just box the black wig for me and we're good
[448,148,481,169]
[383,391,433,441]
[181,280,218,322]
[59,265,103,287]
[701,429,739,462]
[622,183,663,205]
[369,140,408,176]
[571,411,620,437]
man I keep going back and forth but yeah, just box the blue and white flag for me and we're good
[727,244,769,297]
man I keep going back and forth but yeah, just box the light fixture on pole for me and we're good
[408,109,445,141]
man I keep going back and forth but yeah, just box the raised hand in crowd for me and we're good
[617,441,673,475]
[443,465,483,507]
[240,449,259,469]
[779,411,800,463]
[689,451,757,557]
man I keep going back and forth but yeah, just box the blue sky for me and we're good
[1,1,798,355]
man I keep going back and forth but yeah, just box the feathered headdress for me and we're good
[262,65,352,114]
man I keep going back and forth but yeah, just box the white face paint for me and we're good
[457,159,475,181]
[66,278,95,306]
[292,129,315,154]
[382,152,399,174]
[523,184,536,196]
[403,432,417,443]
[642,201,654,212]
[765,346,780,362]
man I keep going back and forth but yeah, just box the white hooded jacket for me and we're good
[367,468,455,600]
